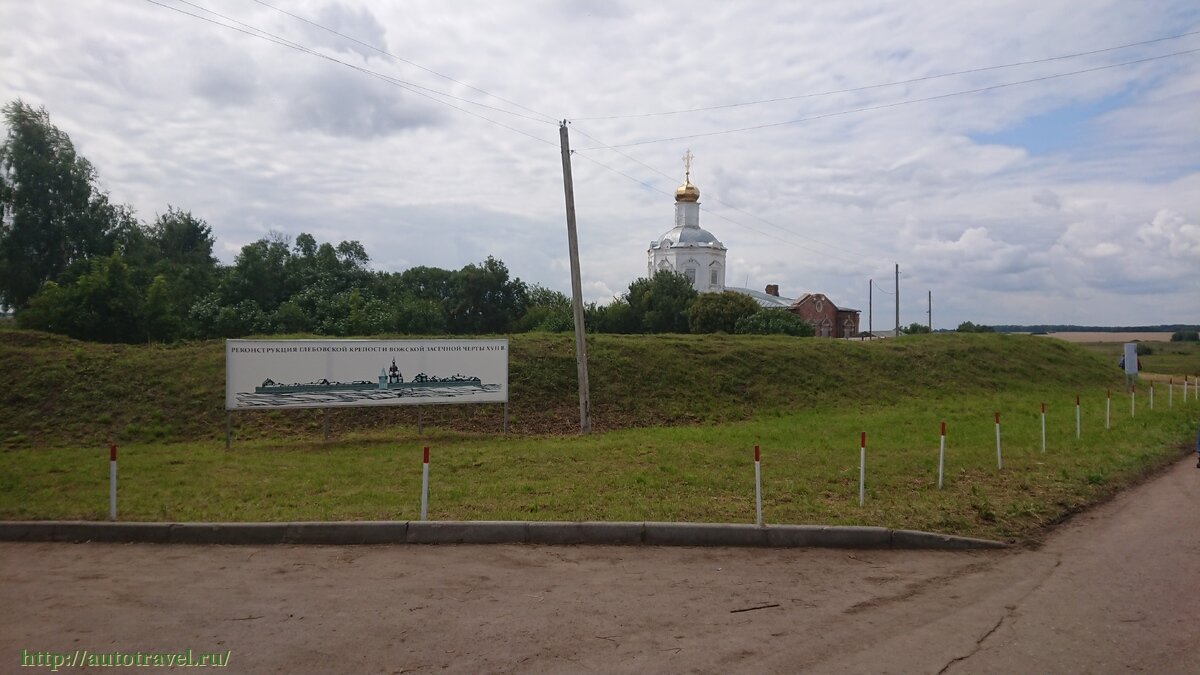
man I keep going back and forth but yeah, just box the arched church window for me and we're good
[685,268,697,284]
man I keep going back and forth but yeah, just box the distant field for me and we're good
[1041,332,1175,343]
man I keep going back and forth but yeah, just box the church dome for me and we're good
[654,224,724,249]
[675,180,700,203]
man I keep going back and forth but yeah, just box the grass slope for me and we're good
[0,328,1142,447]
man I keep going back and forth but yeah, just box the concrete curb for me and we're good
[0,520,1007,550]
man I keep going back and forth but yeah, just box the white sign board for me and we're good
[225,339,508,411]
[1123,342,1138,376]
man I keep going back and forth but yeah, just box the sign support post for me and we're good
[420,447,430,521]
[108,444,117,521]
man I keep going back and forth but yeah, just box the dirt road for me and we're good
[3,455,1198,674]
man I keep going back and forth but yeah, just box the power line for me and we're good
[577,48,1200,150]
[569,124,876,264]
[246,0,561,125]
[572,29,1200,121]
[570,148,876,267]
[146,0,559,138]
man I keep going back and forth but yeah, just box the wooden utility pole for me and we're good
[558,122,592,434]
[894,263,900,335]
[927,290,932,332]
[868,279,872,337]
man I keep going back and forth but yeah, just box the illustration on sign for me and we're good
[225,339,508,410]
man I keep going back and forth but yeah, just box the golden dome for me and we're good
[675,180,700,202]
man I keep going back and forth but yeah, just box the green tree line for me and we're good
[1,100,814,343]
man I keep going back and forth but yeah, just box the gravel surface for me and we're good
[3,455,1198,674]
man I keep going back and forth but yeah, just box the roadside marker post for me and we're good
[859,432,866,507]
[994,412,1002,470]
[754,445,762,526]
[1130,384,1136,418]
[1105,388,1111,430]
[1080,391,1089,439]
[420,446,430,521]
[1185,376,1190,402]
[937,421,946,489]
[1149,382,1154,410]
[1169,378,1174,408]
[108,444,117,521]
[1040,403,1046,453]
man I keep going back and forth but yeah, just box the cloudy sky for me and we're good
[2,0,1198,327]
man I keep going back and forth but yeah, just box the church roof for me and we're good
[652,224,725,249]
[727,287,794,308]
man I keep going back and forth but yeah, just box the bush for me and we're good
[735,309,815,336]
[687,291,761,333]
[1135,342,1154,356]
[1171,330,1199,342]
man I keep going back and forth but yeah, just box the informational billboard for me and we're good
[225,339,508,411]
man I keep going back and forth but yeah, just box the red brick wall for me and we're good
[790,294,860,338]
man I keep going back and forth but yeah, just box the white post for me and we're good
[420,446,430,521]
[1105,388,1111,430]
[1149,383,1154,410]
[1040,403,1046,453]
[1169,378,1174,408]
[754,445,762,526]
[1130,384,1136,418]
[994,412,1003,470]
[937,421,946,489]
[1185,376,1190,402]
[859,432,866,506]
[1080,391,1089,439]
[108,444,117,521]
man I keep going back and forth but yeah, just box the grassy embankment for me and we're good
[2,326,1198,542]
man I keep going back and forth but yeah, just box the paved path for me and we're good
[3,455,1198,674]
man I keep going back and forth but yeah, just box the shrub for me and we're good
[687,291,761,333]
[735,309,815,336]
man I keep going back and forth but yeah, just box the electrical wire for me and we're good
[146,0,559,143]
[577,47,1200,150]
[246,0,561,125]
[569,124,877,263]
[572,29,1200,120]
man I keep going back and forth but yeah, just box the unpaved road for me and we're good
[3,455,1198,674]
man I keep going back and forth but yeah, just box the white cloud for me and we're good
[1,0,1197,327]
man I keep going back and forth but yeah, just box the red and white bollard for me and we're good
[108,444,117,521]
[1080,391,1089,439]
[1170,378,1174,408]
[937,421,946,489]
[754,445,762,526]
[1130,384,1136,418]
[858,432,866,507]
[1149,382,1154,410]
[420,446,430,521]
[1040,403,1046,453]
[994,412,1002,470]
[1105,388,1111,430]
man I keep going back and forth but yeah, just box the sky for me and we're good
[2,0,1198,328]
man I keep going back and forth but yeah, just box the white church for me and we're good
[647,152,862,336]
[646,151,728,294]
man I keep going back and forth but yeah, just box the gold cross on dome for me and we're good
[682,149,693,182]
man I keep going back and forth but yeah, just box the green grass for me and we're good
[3,327,1197,542]
[2,385,1196,542]
[1073,340,1200,376]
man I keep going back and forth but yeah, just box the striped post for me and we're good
[1130,383,1136,418]
[754,445,762,526]
[1080,391,1089,439]
[420,446,430,521]
[859,432,866,507]
[1040,403,1046,453]
[108,444,117,521]
[1105,388,1111,430]
[937,421,946,489]
[1170,378,1174,408]
[994,412,1002,470]
[1149,382,1154,410]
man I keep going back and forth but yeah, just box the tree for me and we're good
[625,270,697,333]
[0,100,122,309]
[1170,330,1199,342]
[735,309,815,336]
[687,291,760,333]
[17,254,141,343]
[446,257,528,334]
[956,321,994,333]
[904,322,931,334]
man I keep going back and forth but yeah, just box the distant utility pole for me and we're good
[868,278,873,336]
[894,263,900,335]
[927,290,932,332]
[558,122,591,434]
